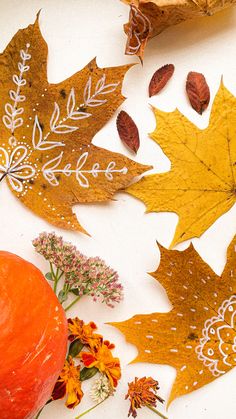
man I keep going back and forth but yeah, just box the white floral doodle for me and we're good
[195,295,236,376]
[42,151,128,188]
[0,145,36,192]
[2,44,31,146]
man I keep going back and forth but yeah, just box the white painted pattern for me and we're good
[32,115,64,150]
[0,146,35,192]
[43,75,119,142]
[126,5,152,56]
[2,44,31,146]
[84,74,119,107]
[42,151,128,188]
[195,295,236,377]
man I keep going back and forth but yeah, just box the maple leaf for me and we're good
[127,81,236,247]
[122,1,236,60]
[0,14,148,232]
[110,237,236,405]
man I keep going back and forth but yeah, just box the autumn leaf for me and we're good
[122,1,236,60]
[126,80,236,247]
[116,111,140,153]
[186,71,210,114]
[0,14,149,233]
[110,237,236,405]
[149,64,175,97]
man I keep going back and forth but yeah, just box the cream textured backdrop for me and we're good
[0,1,236,418]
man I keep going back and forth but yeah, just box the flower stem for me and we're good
[54,269,60,293]
[147,405,168,419]
[64,295,81,312]
[75,398,108,418]
[50,264,63,294]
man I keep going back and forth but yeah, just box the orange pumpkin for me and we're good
[0,251,68,419]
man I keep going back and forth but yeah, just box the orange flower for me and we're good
[80,340,121,388]
[51,356,83,409]
[125,377,164,418]
[68,317,102,350]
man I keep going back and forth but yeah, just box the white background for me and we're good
[0,1,236,418]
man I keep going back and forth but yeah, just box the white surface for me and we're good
[0,1,236,418]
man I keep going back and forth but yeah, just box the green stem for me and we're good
[147,405,168,419]
[58,271,64,281]
[50,264,63,294]
[64,295,81,312]
[75,397,108,418]
[50,262,56,279]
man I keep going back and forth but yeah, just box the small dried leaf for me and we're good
[149,64,175,97]
[186,72,210,114]
[116,111,140,153]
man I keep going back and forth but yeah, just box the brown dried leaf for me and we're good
[149,64,175,97]
[0,14,149,233]
[111,236,236,405]
[122,0,236,60]
[116,111,140,153]
[186,71,210,114]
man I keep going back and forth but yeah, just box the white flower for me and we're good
[0,145,35,192]
[90,374,113,403]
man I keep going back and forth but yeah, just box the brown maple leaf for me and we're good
[0,14,148,232]
[111,237,236,404]
[123,1,236,60]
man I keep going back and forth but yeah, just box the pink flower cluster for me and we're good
[33,232,123,307]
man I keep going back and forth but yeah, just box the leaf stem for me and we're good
[146,405,168,419]
[75,397,108,418]
[64,295,81,312]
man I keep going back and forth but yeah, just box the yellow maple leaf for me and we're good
[110,237,236,405]
[0,14,148,233]
[122,1,236,60]
[127,81,236,247]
